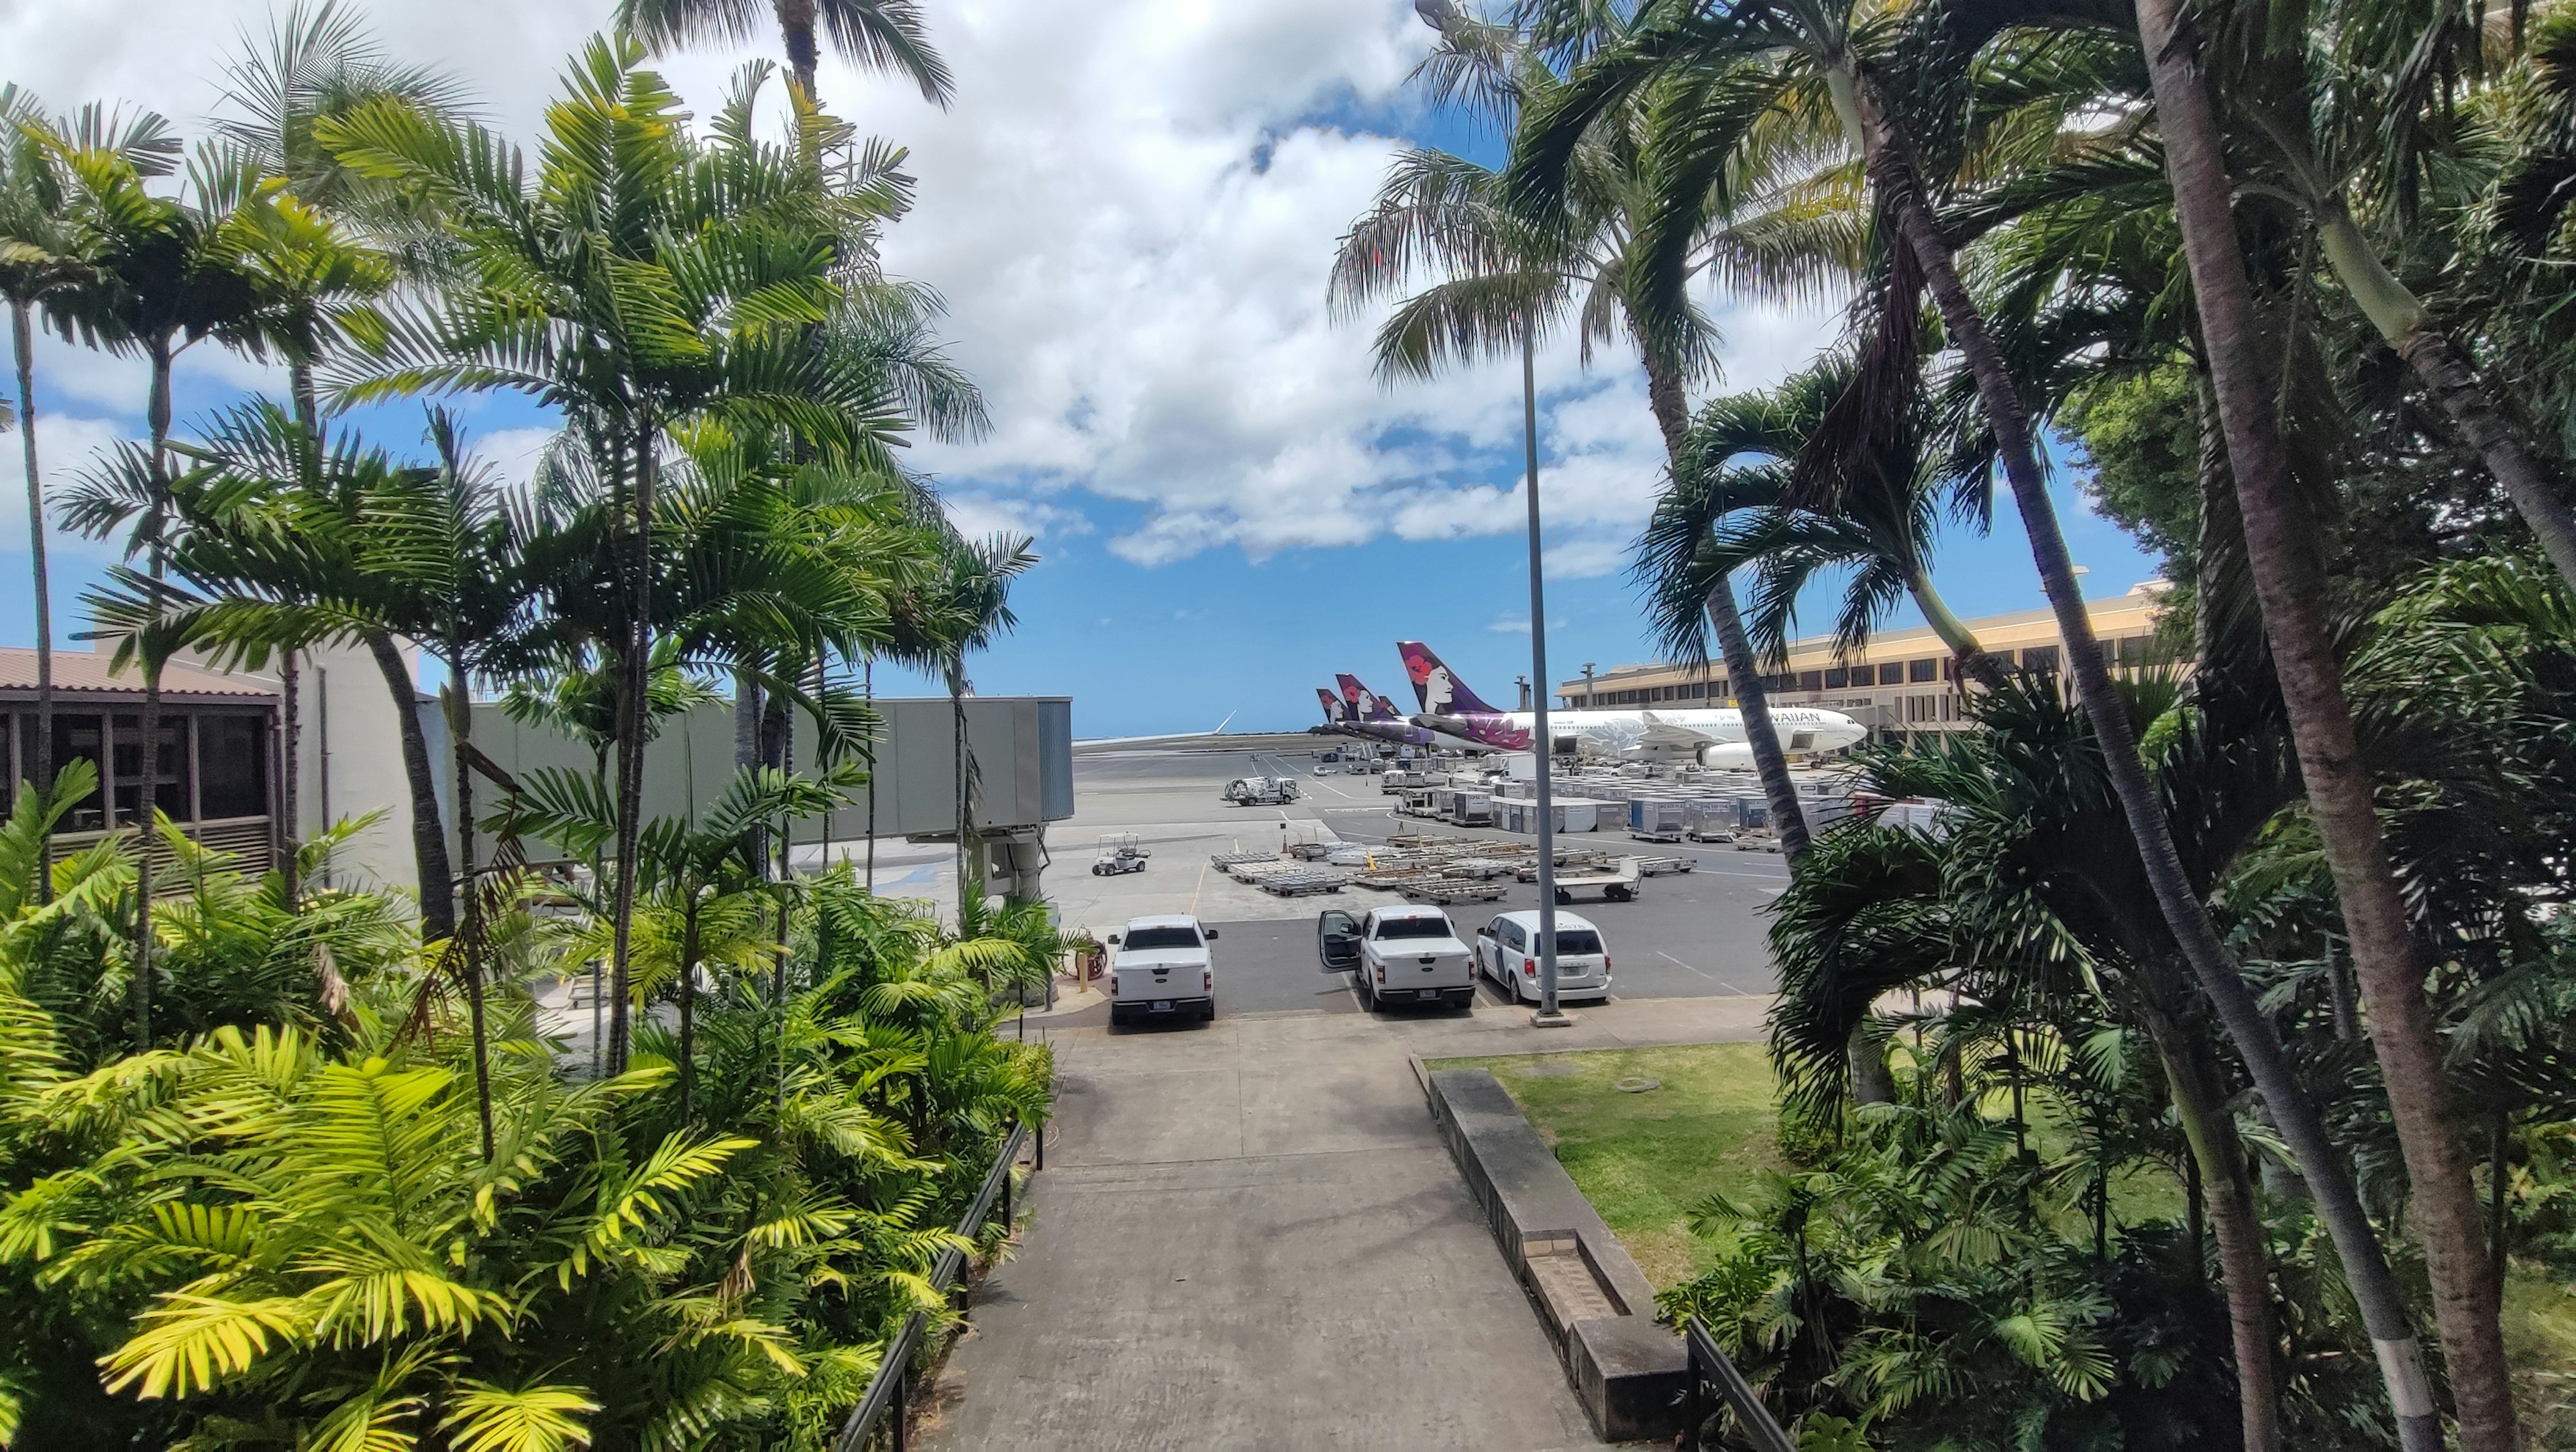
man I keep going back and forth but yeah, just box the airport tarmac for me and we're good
[1046,744,1787,1016]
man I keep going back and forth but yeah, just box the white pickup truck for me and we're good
[1316,904,1477,1011]
[1106,915,1218,1027]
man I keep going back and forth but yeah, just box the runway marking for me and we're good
[1658,951,1749,995]
[1189,859,1210,916]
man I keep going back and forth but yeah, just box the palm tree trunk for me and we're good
[368,631,455,942]
[2143,1004,2282,1452]
[15,302,52,902]
[1832,56,2451,1449]
[2314,198,2576,592]
[863,654,877,894]
[282,364,325,904]
[134,338,176,1049]
[678,900,700,1119]
[951,658,973,925]
[2131,7,2512,1443]
[608,417,659,1074]
[1636,345,1814,860]
[446,674,492,1161]
[775,0,821,99]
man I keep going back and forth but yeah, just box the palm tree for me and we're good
[1336,1,1859,862]
[318,40,916,1070]
[2124,0,2520,1437]
[1637,358,2006,691]
[614,0,953,107]
[41,132,288,1048]
[884,531,1034,925]
[209,0,466,896]
[1508,7,2450,1438]
[0,95,178,880]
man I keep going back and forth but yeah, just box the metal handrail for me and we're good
[1678,1315,1796,1452]
[831,1119,1035,1452]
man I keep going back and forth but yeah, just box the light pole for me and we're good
[1522,325,1568,1028]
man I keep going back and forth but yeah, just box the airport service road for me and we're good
[1055,745,1789,1008]
[914,1006,1721,1452]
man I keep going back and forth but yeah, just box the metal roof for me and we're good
[0,648,276,703]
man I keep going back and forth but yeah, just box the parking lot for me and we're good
[1050,745,1789,1018]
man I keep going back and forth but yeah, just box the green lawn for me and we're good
[1429,1042,1784,1287]
[2506,1264,2576,1449]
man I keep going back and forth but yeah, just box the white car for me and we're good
[1472,910,1612,1004]
[1318,904,1477,1011]
[1106,915,1218,1026]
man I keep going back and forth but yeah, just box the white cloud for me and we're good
[0,412,150,568]
[0,0,1845,578]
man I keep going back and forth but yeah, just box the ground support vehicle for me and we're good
[1091,833,1151,876]
[1317,904,1476,1010]
[1224,776,1301,806]
[1550,856,1644,904]
[1636,856,1694,876]
[1106,916,1219,1026]
[1472,910,1613,1004]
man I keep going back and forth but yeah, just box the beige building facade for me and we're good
[1556,582,2176,743]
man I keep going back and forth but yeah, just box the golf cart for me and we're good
[1091,833,1151,876]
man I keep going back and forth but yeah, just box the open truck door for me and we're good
[1317,909,1362,972]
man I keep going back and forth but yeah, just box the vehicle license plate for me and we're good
[1150,1000,1173,1012]
[1421,990,1444,1002]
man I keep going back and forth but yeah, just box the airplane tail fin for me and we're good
[1316,687,1344,724]
[1397,641,1504,715]
[1337,673,1401,722]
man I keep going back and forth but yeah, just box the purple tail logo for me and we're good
[1397,641,1503,716]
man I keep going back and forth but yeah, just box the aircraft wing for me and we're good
[1635,711,1717,751]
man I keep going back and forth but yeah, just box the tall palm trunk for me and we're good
[2314,197,2576,592]
[2133,6,2514,1441]
[282,364,324,904]
[1638,347,1813,861]
[15,302,52,902]
[776,0,820,98]
[607,416,659,1074]
[678,900,700,1119]
[2141,998,2281,1452]
[445,674,492,1161]
[863,654,876,894]
[950,657,974,925]
[133,337,176,1049]
[1826,57,2448,1448]
[370,630,455,941]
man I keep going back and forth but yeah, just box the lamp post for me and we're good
[1521,326,1568,1028]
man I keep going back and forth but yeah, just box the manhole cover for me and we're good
[1613,1076,1660,1094]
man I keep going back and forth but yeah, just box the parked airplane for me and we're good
[1330,672,1448,748]
[1396,640,1867,765]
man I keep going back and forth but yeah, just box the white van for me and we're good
[1106,915,1218,1025]
[1471,911,1612,1004]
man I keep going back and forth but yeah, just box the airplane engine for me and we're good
[1695,741,1760,770]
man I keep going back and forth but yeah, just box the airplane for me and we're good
[1396,639,1868,766]
[1324,674,1449,749]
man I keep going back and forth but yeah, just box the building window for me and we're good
[2022,645,2061,673]
[51,714,107,831]
[1909,658,1937,683]
[197,715,270,820]
[1799,670,1823,692]
[111,714,191,825]
[1823,666,1849,689]
[1877,662,1901,685]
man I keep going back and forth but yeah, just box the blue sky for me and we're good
[0,0,2163,739]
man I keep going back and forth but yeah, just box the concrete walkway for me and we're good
[916,997,1769,1450]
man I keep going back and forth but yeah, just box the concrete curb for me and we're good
[1417,1066,1687,1443]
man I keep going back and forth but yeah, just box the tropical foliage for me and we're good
[1405,0,2576,1446]
[0,7,1055,1449]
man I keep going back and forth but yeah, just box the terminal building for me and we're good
[0,640,1073,906]
[1554,582,2174,745]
